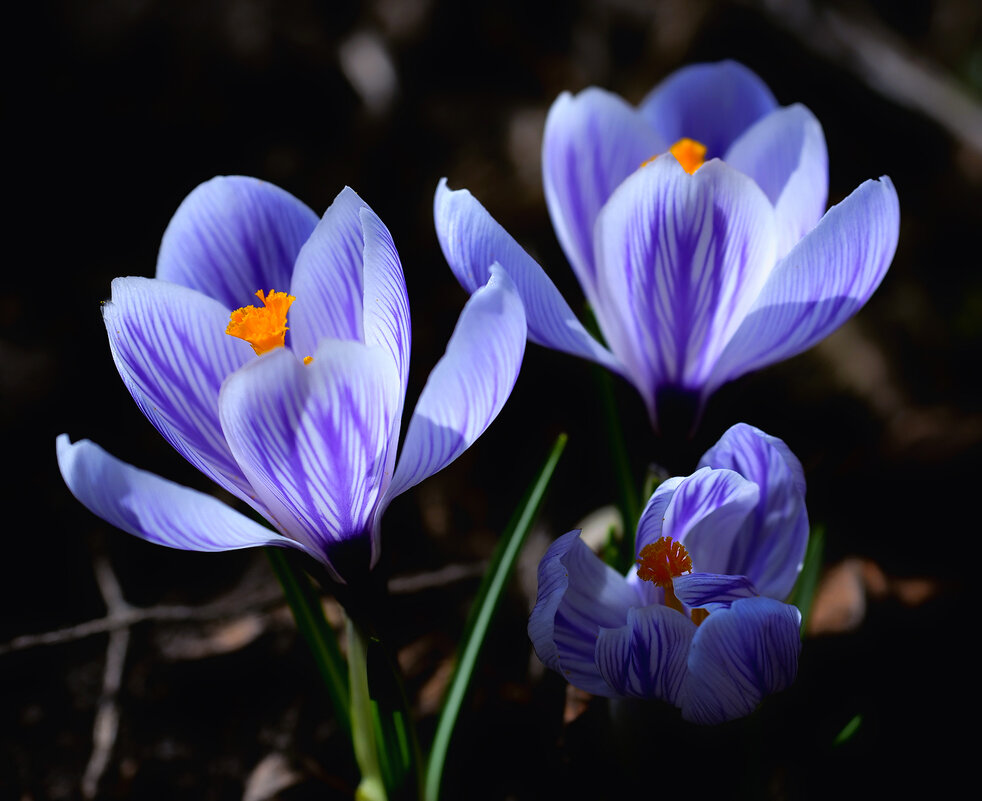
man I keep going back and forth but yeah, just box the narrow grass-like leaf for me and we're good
[833,713,862,747]
[424,433,568,801]
[788,524,825,637]
[368,634,422,801]
[266,548,350,737]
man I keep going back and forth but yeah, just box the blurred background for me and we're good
[3,0,979,798]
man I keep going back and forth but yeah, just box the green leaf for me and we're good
[423,433,568,801]
[788,524,825,638]
[266,548,350,737]
[833,713,862,747]
[367,633,422,801]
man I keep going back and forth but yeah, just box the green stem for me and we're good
[265,548,350,738]
[349,617,388,801]
[592,362,640,573]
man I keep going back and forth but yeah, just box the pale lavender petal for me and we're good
[664,467,759,576]
[433,180,622,373]
[103,277,255,503]
[156,176,318,310]
[359,207,411,396]
[528,531,640,697]
[681,597,801,724]
[218,343,400,574]
[542,88,666,298]
[386,266,527,500]
[595,604,694,702]
[288,187,369,356]
[639,60,778,159]
[593,157,776,420]
[56,435,306,555]
[708,176,900,392]
[725,104,829,259]
[673,572,758,609]
[699,423,808,599]
[634,475,684,553]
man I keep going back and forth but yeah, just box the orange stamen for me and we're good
[226,289,295,356]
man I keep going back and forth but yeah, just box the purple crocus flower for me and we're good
[528,423,806,724]
[58,177,526,583]
[435,60,900,430]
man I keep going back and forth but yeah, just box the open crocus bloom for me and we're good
[58,177,526,583]
[435,60,900,430]
[528,423,806,724]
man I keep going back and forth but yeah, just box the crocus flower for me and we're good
[435,60,900,430]
[528,423,806,724]
[58,177,527,583]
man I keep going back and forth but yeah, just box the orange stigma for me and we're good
[636,537,692,586]
[669,138,706,174]
[226,289,295,356]
[642,138,707,174]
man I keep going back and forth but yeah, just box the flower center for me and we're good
[637,537,698,618]
[669,137,707,174]
[226,289,296,356]
[641,137,707,175]
[637,537,692,586]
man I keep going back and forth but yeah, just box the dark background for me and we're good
[3,0,979,798]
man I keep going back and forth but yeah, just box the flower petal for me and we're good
[663,467,760,576]
[528,530,641,696]
[218,342,400,578]
[681,597,801,724]
[434,180,622,373]
[56,435,305,555]
[673,572,759,609]
[542,88,666,299]
[639,60,778,159]
[595,604,695,703]
[725,104,829,258]
[708,176,900,392]
[386,266,527,500]
[156,176,318,310]
[634,475,684,553]
[103,277,255,502]
[287,186,367,352]
[593,157,776,420]
[698,424,809,599]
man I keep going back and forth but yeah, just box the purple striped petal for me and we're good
[156,176,318,310]
[673,572,759,609]
[542,88,666,299]
[663,467,760,576]
[681,597,801,724]
[593,157,777,421]
[289,191,411,463]
[56,435,305,555]
[725,104,829,259]
[288,187,369,355]
[699,424,808,599]
[708,176,900,392]
[595,604,694,702]
[103,277,255,503]
[639,61,778,160]
[218,343,400,577]
[360,207,411,398]
[387,266,526,500]
[634,475,684,553]
[433,180,622,374]
[528,531,640,697]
